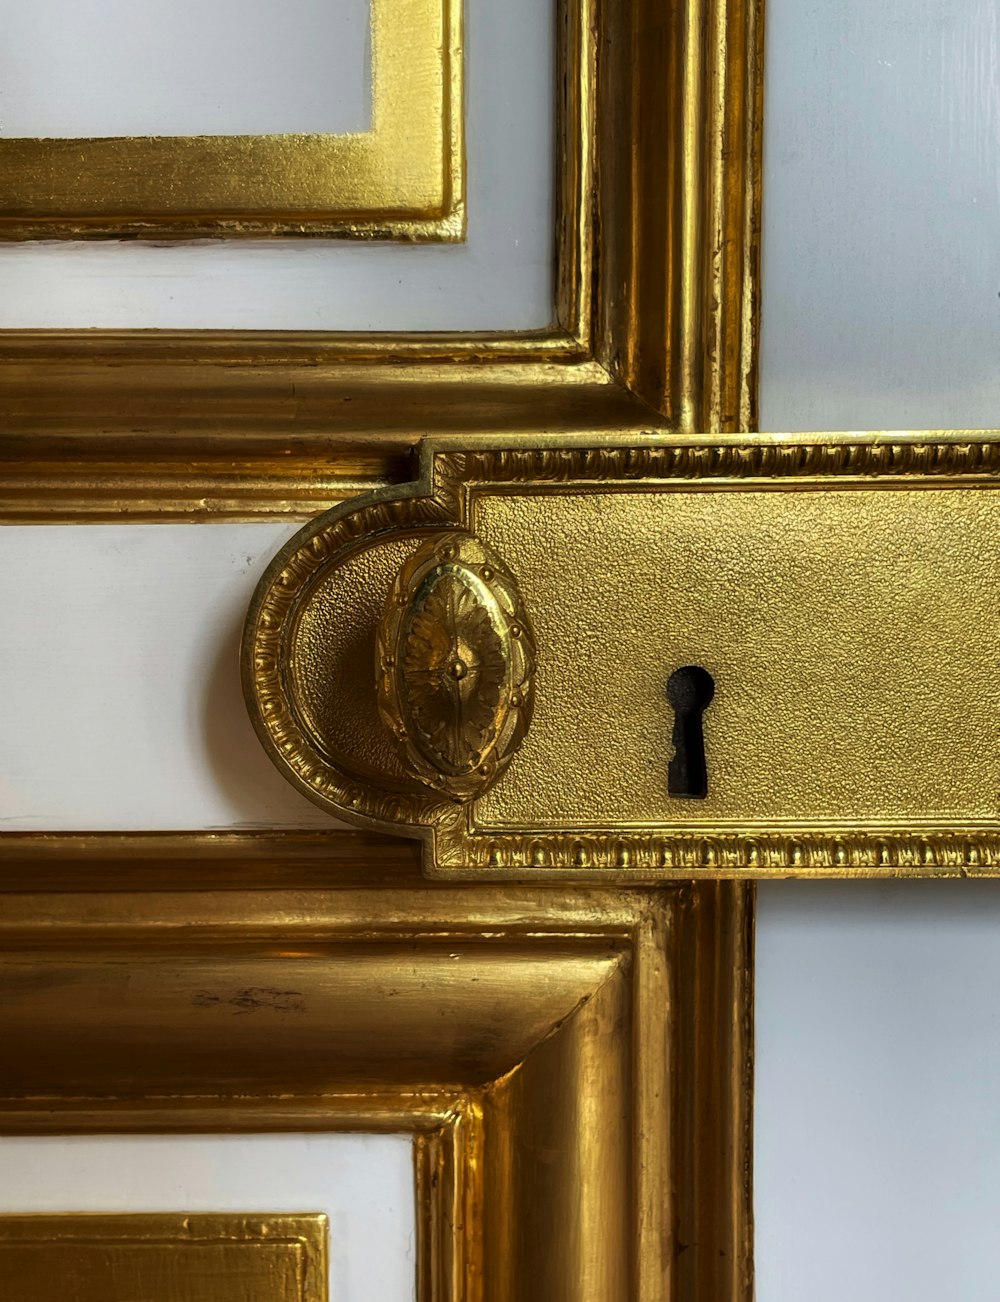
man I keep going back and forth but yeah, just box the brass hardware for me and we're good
[0,1214,327,1302]
[376,532,536,802]
[0,0,463,241]
[245,432,1000,880]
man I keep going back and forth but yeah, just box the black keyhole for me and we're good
[667,666,715,799]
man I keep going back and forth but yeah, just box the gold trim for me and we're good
[597,0,763,430]
[0,836,754,1302]
[0,0,764,517]
[0,1214,328,1302]
[434,434,1000,483]
[0,0,463,241]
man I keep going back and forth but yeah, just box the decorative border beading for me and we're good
[433,826,1000,875]
[432,439,1000,490]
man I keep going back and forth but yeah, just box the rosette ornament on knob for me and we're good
[376,532,536,802]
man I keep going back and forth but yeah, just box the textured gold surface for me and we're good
[474,486,1000,826]
[0,0,763,514]
[292,536,419,784]
[245,433,1000,878]
[0,1214,327,1302]
[0,0,462,239]
[376,533,536,800]
[0,847,754,1302]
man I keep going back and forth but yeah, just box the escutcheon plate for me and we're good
[243,432,1000,880]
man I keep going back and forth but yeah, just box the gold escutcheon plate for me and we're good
[244,432,1000,880]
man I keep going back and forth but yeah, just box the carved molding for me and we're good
[434,438,1000,489]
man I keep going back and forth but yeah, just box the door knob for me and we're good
[244,434,1000,880]
[376,531,536,801]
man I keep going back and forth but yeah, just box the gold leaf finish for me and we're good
[0,0,764,515]
[0,840,754,1302]
[377,533,535,801]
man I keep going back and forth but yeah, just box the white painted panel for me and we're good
[760,0,1000,430]
[0,524,335,830]
[11,8,1000,1299]
[0,0,370,137]
[0,0,554,330]
[0,1133,415,1302]
[759,2,1000,1293]
[755,882,1000,1302]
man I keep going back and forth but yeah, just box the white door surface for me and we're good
[758,0,1000,1298]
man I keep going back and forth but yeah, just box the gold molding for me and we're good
[0,1214,328,1302]
[0,835,754,1302]
[0,0,763,518]
[0,0,463,241]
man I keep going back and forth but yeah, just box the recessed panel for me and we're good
[0,0,459,239]
[0,1134,416,1302]
[0,0,549,321]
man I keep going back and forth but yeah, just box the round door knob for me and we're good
[376,532,536,801]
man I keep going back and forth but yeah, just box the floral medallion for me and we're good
[377,532,536,801]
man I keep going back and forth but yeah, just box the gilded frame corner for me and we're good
[0,0,764,519]
[0,832,754,1302]
[0,0,464,242]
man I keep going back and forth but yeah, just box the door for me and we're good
[3,0,998,1299]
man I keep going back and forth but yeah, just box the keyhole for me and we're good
[667,666,715,799]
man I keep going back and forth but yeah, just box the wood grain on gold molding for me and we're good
[0,1214,327,1302]
[0,839,754,1302]
[0,0,763,518]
